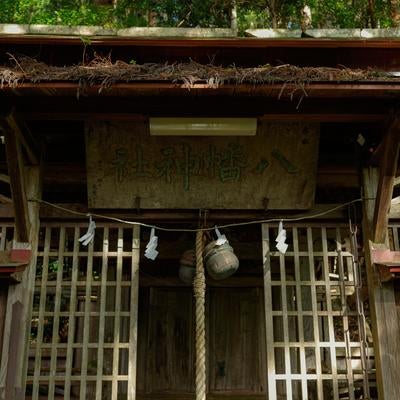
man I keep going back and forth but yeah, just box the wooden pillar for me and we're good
[0,110,41,399]
[0,288,7,366]
[1,110,39,243]
[0,164,41,400]
[363,167,400,400]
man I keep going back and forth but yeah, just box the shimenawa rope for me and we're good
[194,231,206,400]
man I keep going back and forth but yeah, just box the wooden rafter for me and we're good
[373,116,400,243]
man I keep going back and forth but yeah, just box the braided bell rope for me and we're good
[194,230,206,400]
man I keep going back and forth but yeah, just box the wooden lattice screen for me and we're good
[262,223,372,400]
[389,223,400,251]
[25,224,140,400]
[0,221,378,399]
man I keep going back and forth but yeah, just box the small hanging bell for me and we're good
[179,249,196,284]
[203,241,239,280]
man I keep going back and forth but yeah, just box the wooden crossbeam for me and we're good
[373,117,400,243]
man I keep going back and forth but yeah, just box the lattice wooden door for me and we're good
[25,224,140,400]
[262,223,372,400]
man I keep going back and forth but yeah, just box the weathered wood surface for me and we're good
[0,288,7,367]
[4,302,22,399]
[0,167,41,400]
[208,288,266,393]
[145,288,195,393]
[86,121,319,209]
[137,287,266,397]
[373,117,400,243]
[363,168,400,400]
[3,127,30,242]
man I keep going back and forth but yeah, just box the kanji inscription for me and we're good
[86,121,319,209]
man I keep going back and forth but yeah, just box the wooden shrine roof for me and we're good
[0,35,398,210]
[1,36,400,102]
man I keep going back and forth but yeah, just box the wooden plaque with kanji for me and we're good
[86,121,319,209]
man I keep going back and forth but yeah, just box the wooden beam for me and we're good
[22,112,148,122]
[12,95,389,119]
[4,126,30,242]
[5,35,400,49]
[373,117,400,243]
[19,112,386,123]
[4,82,400,99]
[36,202,349,221]
[0,111,39,166]
[260,113,385,122]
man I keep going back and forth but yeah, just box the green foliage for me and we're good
[0,0,397,32]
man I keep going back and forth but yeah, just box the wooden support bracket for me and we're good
[0,250,30,284]
[4,125,30,242]
[371,244,400,265]
[373,116,400,243]
[371,243,400,282]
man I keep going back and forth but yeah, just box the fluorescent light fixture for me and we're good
[149,117,257,136]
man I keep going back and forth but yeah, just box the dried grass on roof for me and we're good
[0,54,394,90]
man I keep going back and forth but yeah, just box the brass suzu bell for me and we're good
[203,241,239,280]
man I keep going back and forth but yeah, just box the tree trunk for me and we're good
[231,0,238,33]
[368,0,376,28]
[390,0,400,27]
[148,10,158,27]
[267,0,278,28]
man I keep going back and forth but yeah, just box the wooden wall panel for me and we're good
[208,287,266,394]
[144,288,195,394]
[137,286,266,397]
